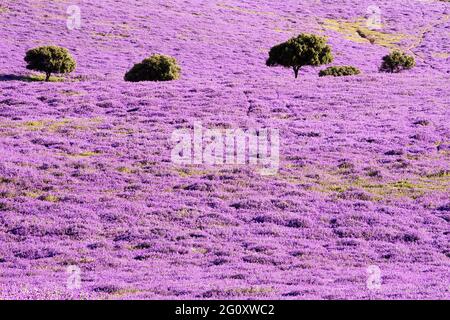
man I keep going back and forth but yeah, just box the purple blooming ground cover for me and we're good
[0,0,449,300]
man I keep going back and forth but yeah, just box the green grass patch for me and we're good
[28,74,66,82]
[322,18,409,49]
[117,166,134,174]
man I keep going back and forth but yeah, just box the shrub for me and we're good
[266,33,333,78]
[319,66,361,77]
[24,46,76,81]
[124,54,181,82]
[380,50,415,73]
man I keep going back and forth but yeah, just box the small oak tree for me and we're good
[380,50,415,73]
[24,46,76,81]
[266,34,333,78]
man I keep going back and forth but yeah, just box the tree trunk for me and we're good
[45,72,51,82]
[293,66,300,79]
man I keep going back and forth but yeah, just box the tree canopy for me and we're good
[24,46,76,81]
[267,34,333,78]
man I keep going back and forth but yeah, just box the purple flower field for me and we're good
[0,0,449,299]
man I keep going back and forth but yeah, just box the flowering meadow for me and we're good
[0,0,449,299]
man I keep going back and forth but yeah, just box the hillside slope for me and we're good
[0,0,449,299]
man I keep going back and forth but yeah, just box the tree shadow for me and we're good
[0,74,64,82]
[0,74,37,82]
[0,74,30,81]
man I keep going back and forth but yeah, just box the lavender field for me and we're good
[0,0,449,300]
